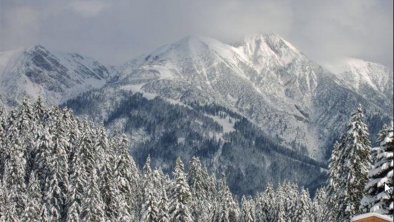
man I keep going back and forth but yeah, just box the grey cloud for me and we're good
[0,0,392,69]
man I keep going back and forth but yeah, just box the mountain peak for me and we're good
[0,44,112,108]
[344,57,389,72]
[242,33,300,53]
[235,33,303,72]
[25,44,50,54]
[332,57,393,95]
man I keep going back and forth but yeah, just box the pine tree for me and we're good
[361,124,393,215]
[66,119,84,222]
[213,178,239,222]
[328,105,372,220]
[140,156,158,222]
[43,112,70,221]
[157,187,169,222]
[240,196,255,222]
[299,188,314,222]
[327,141,341,206]
[312,188,332,222]
[80,170,106,222]
[2,109,28,216]
[0,185,19,221]
[22,172,43,221]
[115,193,133,222]
[255,184,276,222]
[169,158,193,222]
[140,182,159,222]
[66,195,81,222]
[113,135,140,219]
[278,182,299,221]
[188,157,216,221]
[66,143,84,222]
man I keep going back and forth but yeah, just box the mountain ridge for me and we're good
[0,44,114,107]
[116,34,392,161]
[0,35,392,195]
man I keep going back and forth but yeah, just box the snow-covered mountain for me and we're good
[331,58,393,111]
[0,35,392,195]
[116,34,392,160]
[0,45,112,108]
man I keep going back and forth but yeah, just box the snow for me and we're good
[369,162,393,178]
[114,34,392,162]
[207,114,236,134]
[0,45,112,108]
[236,33,303,73]
[351,212,393,221]
[330,57,393,94]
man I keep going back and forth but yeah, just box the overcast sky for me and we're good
[0,0,392,70]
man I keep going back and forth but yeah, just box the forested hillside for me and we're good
[0,100,330,221]
[65,90,326,195]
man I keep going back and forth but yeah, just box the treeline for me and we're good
[0,100,329,221]
[65,91,325,196]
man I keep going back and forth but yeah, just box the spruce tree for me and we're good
[3,110,28,216]
[299,188,313,222]
[169,158,193,222]
[240,196,255,222]
[188,157,215,221]
[22,172,43,221]
[113,135,141,219]
[80,170,106,222]
[43,113,70,221]
[140,156,158,222]
[0,185,19,221]
[157,187,170,222]
[213,178,239,222]
[312,188,332,222]
[254,184,276,222]
[361,124,393,215]
[327,141,341,205]
[328,105,371,220]
[140,182,159,222]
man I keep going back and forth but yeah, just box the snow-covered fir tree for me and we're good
[254,184,277,222]
[240,196,255,222]
[22,172,43,221]
[140,173,159,221]
[361,124,393,215]
[157,187,170,222]
[169,158,193,222]
[312,188,332,222]
[187,157,216,221]
[213,178,240,222]
[0,100,141,221]
[1,98,387,222]
[327,105,372,220]
[113,135,141,219]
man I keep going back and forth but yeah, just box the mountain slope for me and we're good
[331,58,393,111]
[0,35,391,196]
[117,34,392,160]
[64,87,326,196]
[63,34,391,195]
[0,45,112,107]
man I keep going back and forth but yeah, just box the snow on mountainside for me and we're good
[1,34,391,196]
[0,45,112,107]
[117,34,392,161]
[331,58,393,111]
[335,58,392,92]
